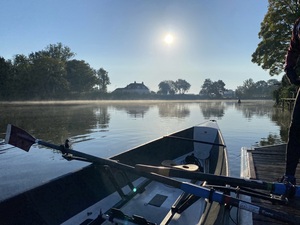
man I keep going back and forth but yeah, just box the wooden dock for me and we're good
[241,144,300,225]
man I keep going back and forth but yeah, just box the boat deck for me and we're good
[242,144,300,225]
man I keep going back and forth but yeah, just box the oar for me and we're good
[135,164,300,198]
[203,184,287,204]
[4,124,300,225]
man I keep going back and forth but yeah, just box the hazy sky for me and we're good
[1,0,277,94]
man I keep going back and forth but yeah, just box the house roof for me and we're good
[113,81,150,93]
[125,81,149,90]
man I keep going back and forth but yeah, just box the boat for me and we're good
[0,120,232,225]
[1,120,300,225]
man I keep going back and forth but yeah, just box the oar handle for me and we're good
[136,164,300,197]
[180,182,300,224]
[136,164,270,189]
[272,182,300,198]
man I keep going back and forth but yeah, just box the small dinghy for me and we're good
[1,120,300,225]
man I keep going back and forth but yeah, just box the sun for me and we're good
[164,34,174,45]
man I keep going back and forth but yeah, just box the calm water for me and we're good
[0,100,291,201]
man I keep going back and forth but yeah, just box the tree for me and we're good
[175,79,191,94]
[255,80,268,97]
[29,42,75,62]
[24,43,76,98]
[214,80,226,97]
[158,80,177,95]
[31,56,68,98]
[236,78,278,99]
[10,44,76,99]
[236,78,256,98]
[11,54,33,98]
[66,60,98,93]
[244,78,256,96]
[252,1,300,76]
[0,43,110,100]
[0,57,12,99]
[267,78,281,86]
[199,79,213,97]
[97,68,110,92]
[199,79,226,98]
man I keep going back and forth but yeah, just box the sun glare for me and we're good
[164,34,174,45]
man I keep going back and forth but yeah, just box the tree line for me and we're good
[199,78,279,99]
[0,43,110,100]
[0,40,278,100]
[157,79,191,95]
[157,78,278,99]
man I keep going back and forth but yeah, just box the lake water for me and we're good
[0,100,291,201]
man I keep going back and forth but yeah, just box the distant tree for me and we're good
[199,79,226,98]
[199,79,213,97]
[29,42,75,62]
[66,60,99,93]
[244,78,256,97]
[267,78,281,86]
[97,68,110,92]
[158,80,177,95]
[0,57,12,99]
[252,1,300,76]
[23,43,76,98]
[11,44,76,99]
[11,54,33,98]
[175,79,191,94]
[31,56,68,98]
[0,43,109,100]
[236,78,256,98]
[214,80,226,97]
[255,80,269,97]
[236,78,279,99]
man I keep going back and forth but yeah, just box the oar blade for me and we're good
[5,124,36,152]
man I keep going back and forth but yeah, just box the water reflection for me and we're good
[199,101,276,120]
[270,108,291,143]
[0,104,111,144]
[93,106,110,128]
[113,104,151,118]
[200,101,225,119]
[234,101,291,145]
[234,101,275,119]
[158,103,190,118]
[0,101,292,148]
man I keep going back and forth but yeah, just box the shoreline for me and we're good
[0,99,275,105]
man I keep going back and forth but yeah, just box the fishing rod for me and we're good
[4,124,300,225]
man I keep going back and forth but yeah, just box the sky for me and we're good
[0,0,275,94]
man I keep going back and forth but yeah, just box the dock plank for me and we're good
[246,144,300,225]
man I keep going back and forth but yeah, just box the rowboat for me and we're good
[1,120,300,225]
[0,120,231,224]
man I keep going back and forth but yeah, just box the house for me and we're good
[113,81,150,94]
